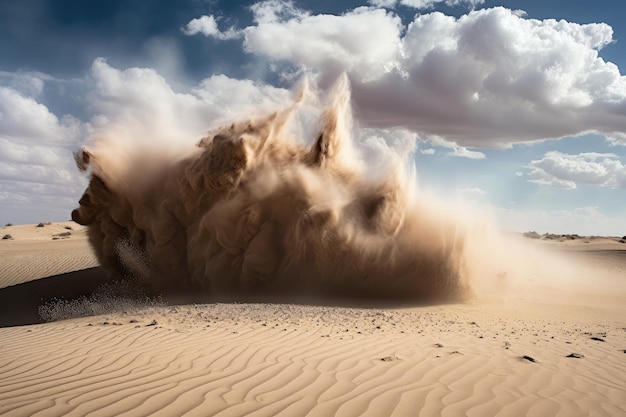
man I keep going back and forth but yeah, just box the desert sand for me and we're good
[0,222,624,417]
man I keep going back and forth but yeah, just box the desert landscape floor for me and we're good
[0,223,624,417]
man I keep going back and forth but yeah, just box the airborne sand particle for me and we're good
[71,77,525,303]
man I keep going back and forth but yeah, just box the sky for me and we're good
[0,0,625,235]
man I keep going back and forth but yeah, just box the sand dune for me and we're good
[0,225,625,416]
[0,222,98,289]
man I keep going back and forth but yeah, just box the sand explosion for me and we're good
[72,79,472,302]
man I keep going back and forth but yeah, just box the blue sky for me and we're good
[0,0,624,235]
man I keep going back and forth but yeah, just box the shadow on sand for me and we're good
[0,269,454,328]
[0,267,110,327]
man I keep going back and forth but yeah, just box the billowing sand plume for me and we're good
[71,78,472,302]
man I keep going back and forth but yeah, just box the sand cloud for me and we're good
[73,79,479,301]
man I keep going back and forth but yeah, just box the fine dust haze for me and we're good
[71,77,563,304]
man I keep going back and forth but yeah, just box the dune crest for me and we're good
[72,78,472,301]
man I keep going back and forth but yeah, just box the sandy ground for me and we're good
[0,222,98,289]
[0,223,624,417]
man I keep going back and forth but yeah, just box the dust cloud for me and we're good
[72,77,509,303]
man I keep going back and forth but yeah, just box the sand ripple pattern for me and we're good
[0,241,98,289]
[1,303,624,417]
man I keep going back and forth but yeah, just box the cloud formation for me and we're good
[185,3,626,147]
[370,0,485,10]
[3,1,625,234]
[0,70,50,98]
[0,84,90,222]
[244,6,403,84]
[0,87,84,145]
[526,151,626,189]
[0,59,292,223]
[448,147,486,159]
[87,58,290,145]
[181,15,240,40]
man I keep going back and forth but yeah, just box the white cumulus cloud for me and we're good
[448,147,486,159]
[0,70,51,98]
[243,5,403,84]
[181,15,240,40]
[369,0,485,9]
[87,58,290,144]
[525,151,626,189]
[0,87,84,144]
[201,3,626,147]
[0,83,90,223]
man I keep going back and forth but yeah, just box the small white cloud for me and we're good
[448,147,486,159]
[369,0,484,8]
[607,133,626,146]
[356,128,418,175]
[250,0,309,24]
[399,0,485,10]
[181,15,241,40]
[420,148,436,155]
[515,171,523,177]
[528,176,578,190]
[525,151,626,189]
